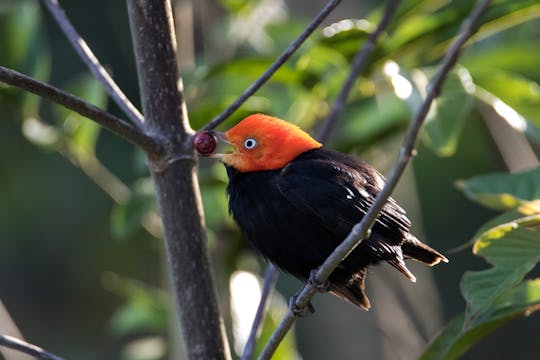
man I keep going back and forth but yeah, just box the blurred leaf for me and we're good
[111,178,156,240]
[414,67,475,156]
[53,73,108,158]
[473,69,540,127]
[457,167,540,210]
[103,272,169,338]
[205,57,300,86]
[420,278,540,360]
[337,93,409,151]
[219,0,251,13]
[463,44,540,77]
[318,19,374,60]
[296,45,349,93]
[470,2,540,45]
[0,1,41,69]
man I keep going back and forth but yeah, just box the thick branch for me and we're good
[203,0,342,131]
[0,335,64,360]
[41,0,144,126]
[127,1,231,359]
[258,1,491,358]
[318,0,402,143]
[241,264,279,360]
[0,66,161,154]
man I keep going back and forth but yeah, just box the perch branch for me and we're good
[41,0,144,126]
[203,0,342,131]
[318,0,402,143]
[0,335,65,360]
[0,66,162,155]
[258,1,491,358]
[241,264,279,360]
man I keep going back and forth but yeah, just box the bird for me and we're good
[202,113,448,310]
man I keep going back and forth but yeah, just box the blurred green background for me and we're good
[1,0,540,359]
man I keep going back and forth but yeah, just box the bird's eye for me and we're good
[243,138,257,149]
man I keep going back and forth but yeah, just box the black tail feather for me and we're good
[329,268,371,310]
[402,234,449,266]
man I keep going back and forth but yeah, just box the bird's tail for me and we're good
[329,268,371,310]
[402,233,449,266]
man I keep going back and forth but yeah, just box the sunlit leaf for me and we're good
[457,167,540,210]
[462,227,540,319]
[420,278,540,360]
[473,69,540,127]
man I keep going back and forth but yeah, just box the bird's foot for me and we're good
[288,296,314,317]
[308,268,330,293]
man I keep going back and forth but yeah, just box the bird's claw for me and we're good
[289,296,315,317]
[309,269,330,293]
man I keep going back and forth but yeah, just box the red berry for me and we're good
[194,131,217,155]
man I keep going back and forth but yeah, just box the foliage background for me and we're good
[1,0,539,359]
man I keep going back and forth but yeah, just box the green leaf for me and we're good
[318,19,374,60]
[336,94,409,151]
[462,227,540,320]
[205,57,300,86]
[420,278,540,360]
[0,1,42,69]
[418,67,475,156]
[457,167,540,210]
[52,73,108,157]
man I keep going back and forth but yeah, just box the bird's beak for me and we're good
[209,131,235,160]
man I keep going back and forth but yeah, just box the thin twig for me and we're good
[41,0,144,126]
[258,1,491,358]
[241,264,279,360]
[0,66,162,155]
[0,335,65,360]
[318,0,402,143]
[203,0,342,131]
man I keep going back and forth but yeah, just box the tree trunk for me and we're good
[127,1,231,359]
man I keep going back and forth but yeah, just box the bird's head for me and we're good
[212,114,322,172]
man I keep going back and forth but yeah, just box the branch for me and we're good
[203,0,342,131]
[258,1,491,358]
[0,335,65,360]
[241,264,279,360]
[0,66,162,155]
[317,0,402,143]
[41,0,144,126]
[127,0,231,359]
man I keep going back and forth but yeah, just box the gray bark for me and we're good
[127,1,231,359]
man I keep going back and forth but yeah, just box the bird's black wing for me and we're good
[277,153,411,244]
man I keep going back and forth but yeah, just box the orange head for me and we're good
[214,114,322,172]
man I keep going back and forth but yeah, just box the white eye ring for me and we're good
[243,138,257,149]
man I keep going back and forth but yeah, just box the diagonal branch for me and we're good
[241,264,279,360]
[0,335,65,360]
[317,0,402,144]
[41,0,144,126]
[203,0,342,131]
[0,66,162,155]
[258,1,491,358]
